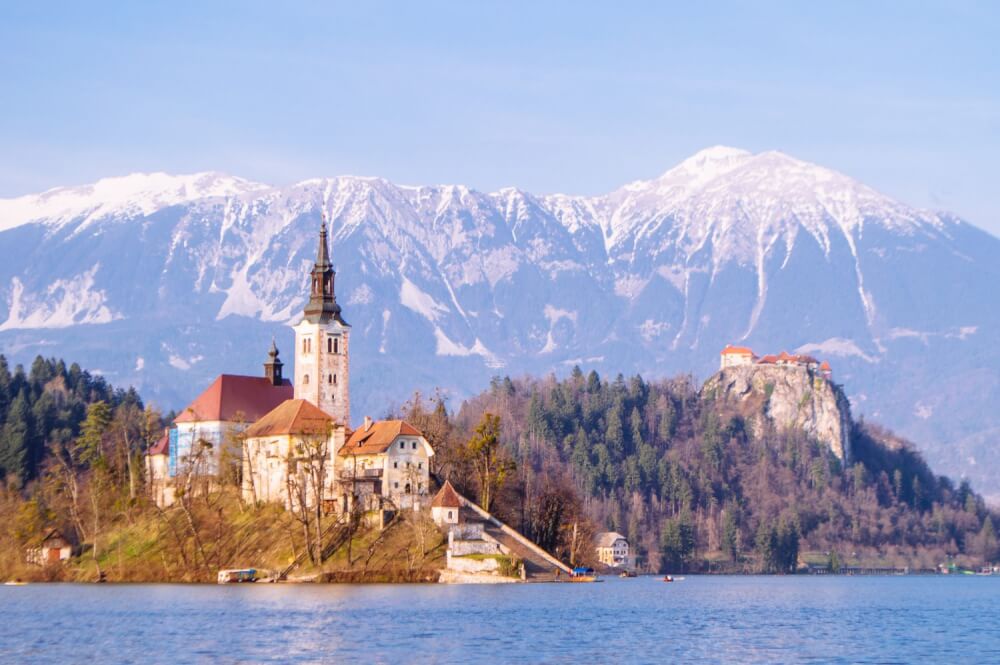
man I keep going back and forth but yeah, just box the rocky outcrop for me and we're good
[702,364,852,464]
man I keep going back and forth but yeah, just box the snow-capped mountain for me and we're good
[1,147,998,496]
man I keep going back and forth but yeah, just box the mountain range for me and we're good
[1,147,998,497]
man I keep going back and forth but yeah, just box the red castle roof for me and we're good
[721,345,755,356]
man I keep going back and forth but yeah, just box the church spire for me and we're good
[303,215,347,325]
[263,337,284,386]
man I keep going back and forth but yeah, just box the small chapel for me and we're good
[146,220,433,515]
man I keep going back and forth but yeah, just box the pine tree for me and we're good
[0,389,33,485]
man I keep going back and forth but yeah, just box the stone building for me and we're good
[292,219,351,427]
[146,354,293,507]
[720,345,756,369]
[241,398,346,509]
[431,480,463,526]
[338,418,434,511]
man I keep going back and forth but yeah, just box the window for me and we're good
[393,462,398,469]
[447,510,453,520]
[399,441,404,450]
[418,462,422,470]
[405,483,411,494]
[334,339,339,354]
[412,441,417,450]
[406,462,411,469]
[394,482,399,489]
[302,337,312,354]
[333,374,337,385]
[303,374,310,385]
[327,337,332,353]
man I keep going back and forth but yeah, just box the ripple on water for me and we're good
[0,577,999,663]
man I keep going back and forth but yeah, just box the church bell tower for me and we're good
[292,218,351,426]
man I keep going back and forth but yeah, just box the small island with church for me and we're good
[142,220,571,583]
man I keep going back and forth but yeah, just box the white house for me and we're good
[338,418,435,511]
[595,531,631,568]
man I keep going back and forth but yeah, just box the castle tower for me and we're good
[292,218,351,426]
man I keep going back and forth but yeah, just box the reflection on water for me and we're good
[2,576,999,663]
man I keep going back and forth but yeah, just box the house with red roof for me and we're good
[720,345,757,370]
[242,407,433,514]
[148,338,293,506]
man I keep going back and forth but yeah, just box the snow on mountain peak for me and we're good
[0,171,268,232]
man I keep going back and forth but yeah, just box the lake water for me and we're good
[1,576,998,663]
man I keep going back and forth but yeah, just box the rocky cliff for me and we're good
[702,365,853,464]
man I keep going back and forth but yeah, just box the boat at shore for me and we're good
[217,569,258,584]
[570,566,601,582]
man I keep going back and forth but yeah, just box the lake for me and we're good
[1,576,998,663]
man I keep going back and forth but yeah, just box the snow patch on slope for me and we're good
[0,266,121,330]
[400,277,449,322]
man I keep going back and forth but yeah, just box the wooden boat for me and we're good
[663,575,674,582]
[217,568,257,584]
[619,570,637,578]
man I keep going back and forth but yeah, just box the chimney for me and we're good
[363,416,373,431]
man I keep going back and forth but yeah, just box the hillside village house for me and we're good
[26,529,73,566]
[148,220,434,516]
[594,531,631,568]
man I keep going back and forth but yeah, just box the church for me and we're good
[146,220,433,515]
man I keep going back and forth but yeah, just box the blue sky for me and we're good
[2,1,998,234]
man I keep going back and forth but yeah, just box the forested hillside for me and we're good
[0,355,148,485]
[424,368,998,572]
[1,355,996,579]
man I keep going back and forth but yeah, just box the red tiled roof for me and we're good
[757,355,778,364]
[148,428,169,456]
[820,361,832,371]
[339,420,423,456]
[721,345,755,356]
[431,480,462,508]
[174,374,293,424]
[244,399,335,438]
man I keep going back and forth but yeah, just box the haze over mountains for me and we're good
[1,147,997,496]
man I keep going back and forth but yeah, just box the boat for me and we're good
[570,566,601,583]
[4,581,27,586]
[619,570,637,578]
[217,568,257,584]
[663,575,674,582]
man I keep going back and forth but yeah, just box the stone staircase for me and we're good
[459,506,570,582]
